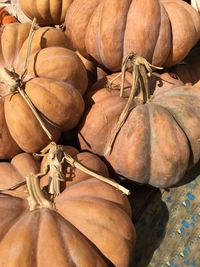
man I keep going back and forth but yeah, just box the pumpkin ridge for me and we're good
[0,195,28,242]
[97,1,107,69]
[26,78,84,130]
[85,2,105,68]
[55,211,111,266]
[56,196,134,243]
[157,99,199,166]
[144,104,152,183]
[148,104,189,187]
[152,2,171,65]
[173,1,199,43]
[56,214,77,267]
[13,27,31,71]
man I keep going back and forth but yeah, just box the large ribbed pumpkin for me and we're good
[19,0,73,26]
[0,146,135,267]
[0,23,87,159]
[65,0,200,71]
[78,72,200,188]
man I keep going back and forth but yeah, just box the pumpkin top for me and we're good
[19,0,74,26]
[65,0,200,71]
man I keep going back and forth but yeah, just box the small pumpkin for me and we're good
[19,0,73,26]
[78,71,200,188]
[65,0,200,71]
[0,22,87,159]
[0,8,18,26]
[0,145,135,267]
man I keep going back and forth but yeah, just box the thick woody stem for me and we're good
[104,53,163,155]
[26,173,54,211]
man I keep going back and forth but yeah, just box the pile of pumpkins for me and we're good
[0,0,200,266]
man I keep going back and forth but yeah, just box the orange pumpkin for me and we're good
[0,23,87,159]
[0,146,135,267]
[78,72,200,188]
[65,0,200,71]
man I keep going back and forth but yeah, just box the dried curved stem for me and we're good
[26,173,54,211]
[0,181,26,192]
[0,18,53,141]
[40,142,131,196]
[104,53,163,155]
[63,151,130,195]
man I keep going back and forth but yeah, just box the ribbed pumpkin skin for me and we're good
[0,148,135,267]
[65,0,200,71]
[19,0,73,25]
[0,23,87,159]
[78,73,200,188]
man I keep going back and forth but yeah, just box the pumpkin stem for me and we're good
[0,18,53,140]
[63,150,130,195]
[37,142,130,196]
[105,53,162,155]
[26,173,54,211]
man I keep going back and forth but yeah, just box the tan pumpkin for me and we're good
[65,0,200,71]
[0,23,87,159]
[19,0,73,26]
[78,72,200,188]
[0,146,135,267]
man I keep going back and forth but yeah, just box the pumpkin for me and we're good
[78,71,200,188]
[0,8,18,25]
[19,0,73,26]
[0,145,135,267]
[0,22,87,159]
[171,47,200,84]
[65,0,200,72]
